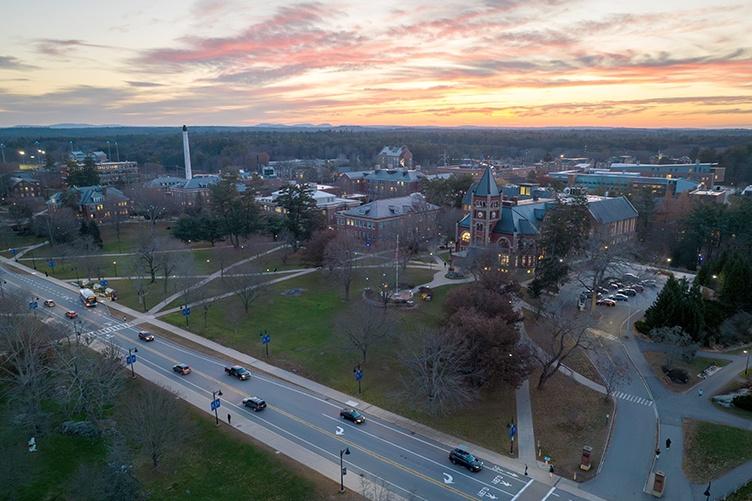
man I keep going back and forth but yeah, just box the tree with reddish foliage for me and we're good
[303,228,336,266]
[444,283,520,323]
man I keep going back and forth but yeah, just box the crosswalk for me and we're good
[86,322,135,339]
[613,391,653,407]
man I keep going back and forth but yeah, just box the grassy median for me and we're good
[683,419,752,482]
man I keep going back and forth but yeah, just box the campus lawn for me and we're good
[0,231,48,256]
[727,480,752,501]
[163,270,520,453]
[530,370,613,481]
[683,419,752,482]
[0,381,351,501]
[108,277,198,312]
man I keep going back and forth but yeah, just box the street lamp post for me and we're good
[339,447,350,493]
[211,390,223,425]
[704,481,711,501]
[744,350,750,376]
[113,261,118,276]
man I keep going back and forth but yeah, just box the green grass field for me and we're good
[0,380,343,501]
[683,419,752,482]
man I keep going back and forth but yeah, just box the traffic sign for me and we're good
[29,300,38,310]
[261,334,271,345]
[508,424,517,438]
[10,248,17,256]
[48,259,56,269]
[126,354,137,365]
[354,368,363,381]
[210,398,221,411]
[99,279,108,287]
[181,306,191,317]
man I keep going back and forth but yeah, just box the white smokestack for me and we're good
[182,125,192,180]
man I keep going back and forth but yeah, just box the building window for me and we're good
[461,231,470,243]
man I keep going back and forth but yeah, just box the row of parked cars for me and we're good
[584,274,658,307]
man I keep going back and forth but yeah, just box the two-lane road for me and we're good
[1,264,595,501]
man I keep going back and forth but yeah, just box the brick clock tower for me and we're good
[469,167,502,245]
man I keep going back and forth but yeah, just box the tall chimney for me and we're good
[182,125,192,180]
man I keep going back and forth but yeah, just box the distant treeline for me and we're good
[2,126,751,183]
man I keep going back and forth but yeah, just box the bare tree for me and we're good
[0,313,57,433]
[399,328,478,416]
[128,260,151,312]
[335,303,393,363]
[128,188,177,227]
[54,340,125,425]
[136,233,162,283]
[600,356,631,401]
[157,245,193,296]
[576,229,634,312]
[226,269,265,314]
[324,232,358,300]
[360,476,405,501]
[121,384,189,469]
[532,317,591,390]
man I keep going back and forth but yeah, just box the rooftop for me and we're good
[339,193,437,219]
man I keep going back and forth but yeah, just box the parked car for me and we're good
[597,298,616,307]
[631,284,645,293]
[225,365,251,380]
[641,279,657,287]
[65,310,78,319]
[242,396,267,412]
[609,293,629,302]
[138,331,155,342]
[596,286,609,294]
[622,273,640,283]
[618,288,637,297]
[610,283,622,290]
[340,408,365,424]
[172,363,191,375]
[449,447,483,472]
[43,299,55,307]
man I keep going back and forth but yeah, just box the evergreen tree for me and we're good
[88,220,103,248]
[275,184,322,249]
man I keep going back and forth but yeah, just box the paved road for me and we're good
[2,264,595,501]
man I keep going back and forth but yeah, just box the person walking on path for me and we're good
[548,464,554,479]
[655,448,661,460]
[665,438,672,449]
[227,413,232,426]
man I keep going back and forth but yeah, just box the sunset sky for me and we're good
[1,0,751,127]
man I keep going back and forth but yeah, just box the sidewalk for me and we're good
[1,254,604,501]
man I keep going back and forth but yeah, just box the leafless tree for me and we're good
[136,233,162,284]
[68,235,103,280]
[157,245,193,296]
[360,476,406,501]
[128,188,177,227]
[532,317,591,390]
[54,340,125,425]
[226,269,265,314]
[128,260,151,312]
[0,313,57,433]
[335,303,393,363]
[324,232,358,300]
[600,355,632,401]
[399,328,478,416]
[121,383,190,469]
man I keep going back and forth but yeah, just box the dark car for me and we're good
[43,299,55,307]
[618,288,637,297]
[225,365,251,380]
[243,396,267,411]
[138,331,155,342]
[340,408,365,424]
[641,279,657,287]
[631,284,645,293]
[172,363,191,375]
[449,447,483,472]
[597,298,616,307]
[65,310,78,319]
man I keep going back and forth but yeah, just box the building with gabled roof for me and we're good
[337,168,425,200]
[455,167,638,271]
[377,145,413,169]
[48,185,130,222]
[336,193,439,247]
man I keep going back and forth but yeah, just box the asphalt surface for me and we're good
[2,265,593,501]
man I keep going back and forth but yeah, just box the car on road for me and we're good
[242,396,267,411]
[340,408,365,424]
[622,273,640,282]
[43,299,55,307]
[65,310,78,319]
[609,293,629,302]
[618,288,637,297]
[138,331,155,342]
[449,447,483,472]
[596,298,616,307]
[172,363,191,375]
[225,365,251,380]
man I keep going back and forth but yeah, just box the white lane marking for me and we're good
[335,426,344,436]
[540,486,557,501]
[510,479,534,501]
[132,353,429,501]
[443,472,454,484]
[345,400,360,407]
[321,414,517,497]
